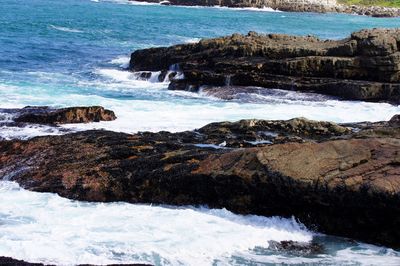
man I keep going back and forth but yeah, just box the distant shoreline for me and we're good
[128,0,400,17]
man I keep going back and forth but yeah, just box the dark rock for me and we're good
[0,257,46,266]
[130,28,400,103]
[389,114,400,128]
[1,116,400,247]
[0,256,151,266]
[268,240,324,255]
[14,106,116,125]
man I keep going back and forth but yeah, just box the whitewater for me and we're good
[1,0,400,265]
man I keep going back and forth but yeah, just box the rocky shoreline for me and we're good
[1,106,399,248]
[129,0,400,17]
[0,256,151,266]
[130,28,400,103]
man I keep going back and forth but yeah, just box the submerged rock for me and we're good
[13,106,116,125]
[130,28,400,103]
[0,115,399,248]
[267,240,324,256]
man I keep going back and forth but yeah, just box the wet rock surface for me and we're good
[130,28,400,103]
[1,115,399,248]
[267,240,324,256]
[12,106,116,125]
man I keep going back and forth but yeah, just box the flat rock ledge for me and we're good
[130,28,400,103]
[1,114,399,248]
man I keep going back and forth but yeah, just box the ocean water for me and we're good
[1,0,400,264]
[1,181,400,265]
[1,0,400,139]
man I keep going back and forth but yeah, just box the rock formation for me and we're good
[130,28,400,103]
[1,114,399,248]
[0,256,151,266]
[130,0,400,17]
[13,106,116,124]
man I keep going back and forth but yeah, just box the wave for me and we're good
[0,181,311,265]
[49,25,84,33]
[109,55,131,68]
[100,0,281,12]
[184,37,201,43]
[1,78,400,140]
[1,181,400,265]
[212,5,282,13]
[94,68,171,84]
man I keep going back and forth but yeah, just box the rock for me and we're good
[130,28,400,103]
[1,116,399,247]
[389,114,400,128]
[13,106,116,125]
[0,256,151,266]
[129,0,400,17]
[267,240,324,255]
[0,257,47,266]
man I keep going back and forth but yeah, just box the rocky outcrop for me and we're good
[130,0,400,17]
[1,115,399,248]
[267,240,323,256]
[0,257,46,266]
[0,256,151,266]
[13,106,116,125]
[130,28,400,103]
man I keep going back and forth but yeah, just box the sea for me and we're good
[0,0,400,265]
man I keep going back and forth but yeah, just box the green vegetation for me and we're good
[338,0,400,7]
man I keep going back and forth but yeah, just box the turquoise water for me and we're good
[1,1,400,264]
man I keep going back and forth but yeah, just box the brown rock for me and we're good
[14,106,116,125]
[1,116,399,247]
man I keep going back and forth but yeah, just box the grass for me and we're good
[338,0,400,7]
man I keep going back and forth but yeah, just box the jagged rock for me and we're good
[13,106,116,125]
[130,28,400,103]
[1,115,399,247]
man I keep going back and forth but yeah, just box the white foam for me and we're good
[0,181,311,265]
[1,79,399,139]
[101,0,282,12]
[94,68,168,85]
[109,55,131,68]
[49,25,84,33]
[212,5,281,12]
[0,125,64,140]
[184,37,201,43]
[106,0,160,6]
